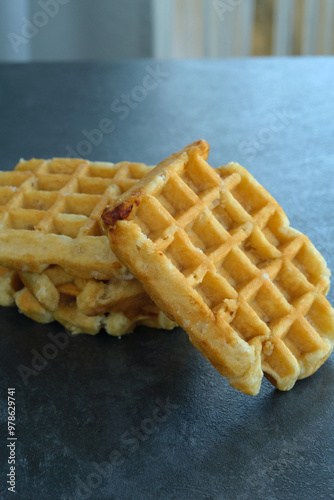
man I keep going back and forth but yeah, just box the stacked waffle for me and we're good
[1,142,333,394]
[0,158,176,335]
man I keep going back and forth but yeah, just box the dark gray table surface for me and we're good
[0,59,334,500]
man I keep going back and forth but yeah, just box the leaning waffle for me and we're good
[0,158,153,279]
[101,140,334,395]
[0,265,176,335]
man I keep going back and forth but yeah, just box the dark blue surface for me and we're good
[0,59,333,500]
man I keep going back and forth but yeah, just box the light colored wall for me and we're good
[0,0,152,62]
[0,0,31,61]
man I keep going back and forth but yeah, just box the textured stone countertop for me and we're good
[0,59,333,500]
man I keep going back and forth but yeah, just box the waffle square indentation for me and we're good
[22,191,58,211]
[64,193,101,217]
[250,283,291,326]
[306,296,334,335]
[283,319,323,357]
[273,263,310,304]
[36,174,70,191]
[0,187,18,206]
[53,214,88,238]
[180,161,220,197]
[164,231,202,277]
[157,176,197,219]
[218,248,257,290]
[10,209,45,230]
[292,244,325,287]
[127,163,150,179]
[231,176,269,216]
[89,163,118,179]
[46,159,83,175]
[263,340,298,378]
[262,212,294,250]
[195,271,236,309]
[230,303,268,341]
[78,177,115,194]
[0,172,31,187]
[186,212,228,255]
[212,192,248,232]
[134,197,171,241]
[14,159,45,172]
[242,227,280,266]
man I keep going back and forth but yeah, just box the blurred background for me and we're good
[0,0,334,62]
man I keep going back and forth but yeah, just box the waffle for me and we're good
[0,265,21,306]
[0,158,153,279]
[101,140,334,395]
[0,265,176,335]
[76,274,156,316]
[0,158,177,334]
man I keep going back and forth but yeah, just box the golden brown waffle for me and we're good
[0,158,153,279]
[0,265,21,306]
[76,274,155,316]
[101,140,334,395]
[0,158,176,334]
[0,265,176,335]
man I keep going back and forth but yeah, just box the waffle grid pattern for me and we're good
[102,141,334,394]
[0,158,152,278]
